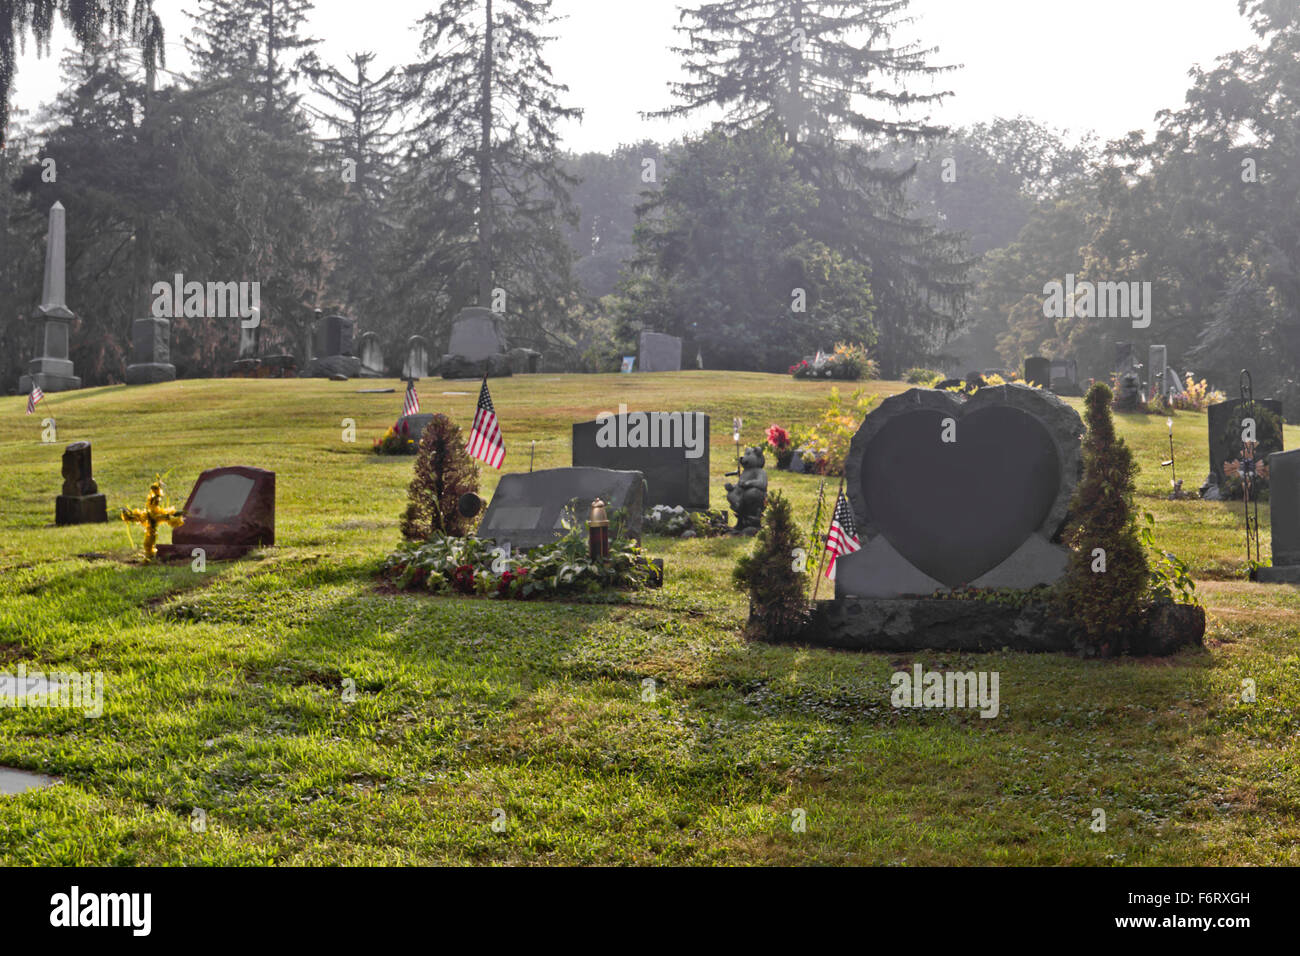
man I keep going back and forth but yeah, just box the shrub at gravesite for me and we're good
[733,492,808,641]
[790,342,878,381]
[400,414,480,540]
[1055,383,1151,655]
[381,527,656,599]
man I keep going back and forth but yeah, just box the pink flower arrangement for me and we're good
[766,424,791,450]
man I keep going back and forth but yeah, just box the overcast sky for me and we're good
[7,0,1260,152]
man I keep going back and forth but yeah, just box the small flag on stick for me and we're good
[467,375,505,469]
[402,380,420,417]
[25,385,44,415]
[824,490,861,580]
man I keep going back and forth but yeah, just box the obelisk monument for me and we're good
[19,202,82,393]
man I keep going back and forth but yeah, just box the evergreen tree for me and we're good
[1055,383,1150,656]
[402,414,481,540]
[185,0,318,127]
[0,0,163,145]
[649,0,971,375]
[397,0,582,345]
[309,51,401,320]
[733,491,809,641]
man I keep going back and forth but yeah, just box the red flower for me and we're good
[451,564,476,594]
[766,424,791,449]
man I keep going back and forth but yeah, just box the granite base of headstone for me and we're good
[156,466,275,562]
[637,331,683,373]
[124,316,177,384]
[834,384,1084,600]
[478,467,645,551]
[54,441,106,525]
[571,412,710,509]
[1254,449,1300,583]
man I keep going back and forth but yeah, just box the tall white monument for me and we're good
[19,202,82,393]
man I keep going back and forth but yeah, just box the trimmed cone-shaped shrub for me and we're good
[401,414,480,540]
[733,491,809,641]
[1055,383,1150,655]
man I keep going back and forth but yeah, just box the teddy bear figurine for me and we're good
[725,446,769,533]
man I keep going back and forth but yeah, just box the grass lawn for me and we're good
[1,372,1298,865]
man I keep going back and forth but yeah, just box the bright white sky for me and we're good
[8,0,1260,152]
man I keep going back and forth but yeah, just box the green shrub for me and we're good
[733,492,809,641]
[905,368,943,386]
[1054,383,1150,655]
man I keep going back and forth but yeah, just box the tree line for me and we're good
[1,1,1296,419]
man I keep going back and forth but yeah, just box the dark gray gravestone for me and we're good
[1048,358,1079,394]
[310,315,360,378]
[157,466,275,561]
[124,316,177,384]
[572,412,709,508]
[1256,449,1300,582]
[638,331,682,372]
[1115,342,1136,373]
[395,413,434,451]
[835,385,1083,598]
[55,441,107,525]
[1024,357,1051,388]
[1207,398,1285,485]
[478,467,645,551]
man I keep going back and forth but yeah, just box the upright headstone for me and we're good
[637,331,683,373]
[571,411,710,508]
[55,441,107,525]
[1115,342,1137,373]
[835,384,1084,598]
[1024,357,1051,388]
[1256,449,1300,582]
[156,466,276,561]
[124,316,178,384]
[238,321,260,360]
[443,307,510,378]
[478,467,645,551]
[19,202,81,393]
[357,331,384,378]
[309,315,361,378]
[402,336,430,380]
[1206,398,1285,486]
[1048,358,1079,395]
[1148,345,1167,400]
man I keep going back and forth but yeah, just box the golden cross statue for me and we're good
[120,478,185,561]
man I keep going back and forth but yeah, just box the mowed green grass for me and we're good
[0,373,1298,865]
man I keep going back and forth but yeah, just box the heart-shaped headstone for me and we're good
[855,404,1062,587]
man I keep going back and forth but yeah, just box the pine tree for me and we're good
[402,414,481,540]
[308,51,401,318]
[0,0,163,146]
[185,0,319,127]
[649,0,971,375]
[733,491,810,641]
[398,0,582,343]
[1055,383,1150,656]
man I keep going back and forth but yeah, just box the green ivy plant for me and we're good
[1140,511,1199,606]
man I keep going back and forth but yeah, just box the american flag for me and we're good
[467,376,505,469]
[402,380,420,417]
[824,490,861,579]
[25,385,44,415]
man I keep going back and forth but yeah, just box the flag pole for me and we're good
[811,474,845,603]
